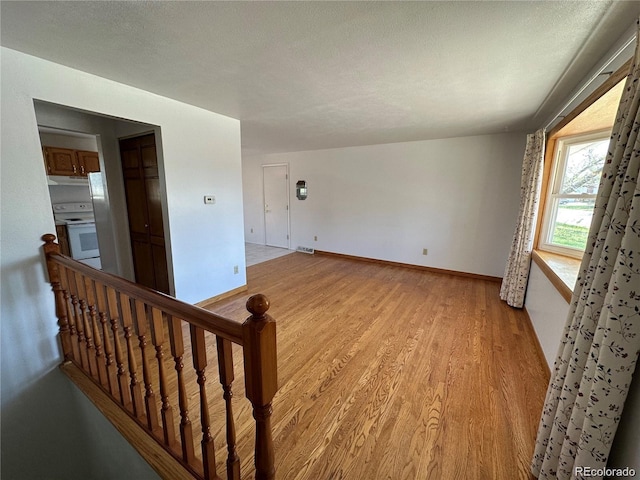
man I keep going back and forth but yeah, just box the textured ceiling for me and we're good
[1,1,639,155]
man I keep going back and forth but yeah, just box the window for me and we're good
[539,130,610,258]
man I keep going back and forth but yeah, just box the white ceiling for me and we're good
[1,1,639,155]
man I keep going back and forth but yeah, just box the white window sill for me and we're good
[531,250,581,303]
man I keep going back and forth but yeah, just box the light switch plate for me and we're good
[204,195,215,204]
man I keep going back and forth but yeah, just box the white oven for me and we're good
[53,202,102,269]
[67,223,99,260]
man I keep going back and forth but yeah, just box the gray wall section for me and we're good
[608,375,640,472]
[1,368,159,479]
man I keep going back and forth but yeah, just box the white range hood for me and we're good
[47,175,89,186]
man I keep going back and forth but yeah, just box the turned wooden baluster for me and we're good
[190,325,217,480]
[83,276,108,388]
[59,264,80,363]
[65,265,89,369]
[217,335,241,480]
[119,293,145,418]
[133,299,160,433]
[149,307,176,446]
[42,234,73,360]
[106,287,132,407]
[243,294,277,480]
[167,315,195,464]
[73,270,98,378]
[94,281,118,395]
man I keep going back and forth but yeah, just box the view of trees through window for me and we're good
[549,137,609,250]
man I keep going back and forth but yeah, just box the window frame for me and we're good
[538,128,611,258]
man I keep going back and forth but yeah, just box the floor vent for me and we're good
[296,246,315,254]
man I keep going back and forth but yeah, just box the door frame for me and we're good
[117,129,174,294]
[262,163,291,249]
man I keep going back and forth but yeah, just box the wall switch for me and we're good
[204,195,215,204]
[314,235,318,241]
[251,228,254,233]
[422,248,428,256]
[233,265,239,274]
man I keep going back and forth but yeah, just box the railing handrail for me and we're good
[47,250,244,345]
[42,233,277,480]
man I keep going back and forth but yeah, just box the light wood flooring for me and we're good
[198,252,548,480]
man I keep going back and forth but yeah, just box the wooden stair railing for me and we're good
[42,234,277,480]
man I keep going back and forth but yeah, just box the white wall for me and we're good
[524,262,570,368]
[243,133,526,277]
[40,131,99,150]
[1,47,245,478]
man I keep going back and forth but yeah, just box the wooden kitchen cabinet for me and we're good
[76,150,100,175]
[44,147,77,176]
[55,225,71,256]
[43,146,100,177]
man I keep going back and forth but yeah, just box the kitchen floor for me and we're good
[245,242,293,266]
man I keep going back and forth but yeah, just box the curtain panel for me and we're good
[532,26,640,480]
[500,129,545,308]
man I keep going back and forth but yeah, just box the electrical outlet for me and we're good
[204,195,215,204]
[234,265,239,274]
[314,235,318,241]
[422,248,428,256]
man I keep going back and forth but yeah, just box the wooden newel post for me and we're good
[42,234,73,360]
[243,294,278,480]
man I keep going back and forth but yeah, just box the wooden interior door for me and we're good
[119,133,170,293]
[263,165,290,248]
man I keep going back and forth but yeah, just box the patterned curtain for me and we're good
[500,129,545,308]
[532,26,640,480]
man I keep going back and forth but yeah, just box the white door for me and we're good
[263,165,289,248]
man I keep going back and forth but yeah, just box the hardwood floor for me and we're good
[201,252,548,480]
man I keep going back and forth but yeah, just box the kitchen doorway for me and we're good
[33,100,172,291]
[38,127,104,269]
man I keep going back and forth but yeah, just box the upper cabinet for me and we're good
[44,147,76,176]
[76,150,100,175]
[43,146,100,177]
